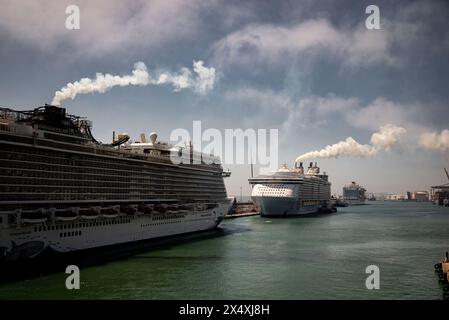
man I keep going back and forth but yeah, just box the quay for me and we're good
[225,201,260,219]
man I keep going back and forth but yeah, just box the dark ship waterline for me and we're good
[0,105,231,263]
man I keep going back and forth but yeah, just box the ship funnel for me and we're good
[309,162,313,168]
[140,133,147,143]
[299,162,303,167]
[149,132,158,144]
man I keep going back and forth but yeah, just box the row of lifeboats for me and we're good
[7,203,218,224]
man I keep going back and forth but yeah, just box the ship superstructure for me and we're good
[248,162,331,216]
[342,181,366,205]
[0,105,231,262]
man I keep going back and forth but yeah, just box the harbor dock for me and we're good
[225,201,260,219]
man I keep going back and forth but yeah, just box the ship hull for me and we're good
[0,203,228,263]
[251,196,323,217]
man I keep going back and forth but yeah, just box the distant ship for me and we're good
[0,105,231,263]
[343,181,366,205]
[248,162,332,217]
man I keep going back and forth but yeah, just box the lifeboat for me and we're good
[138,204,154,215]
[55,207,79,222]
[179,204,189,210]
[120,205,138,215]
[167,204,179,211]
[80,207,100,220]
[101,205,120,218]
[154,204,167,213]
[21,209,47,224]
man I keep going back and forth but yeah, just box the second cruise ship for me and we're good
[342,181,366,205]
[248,162,332,217]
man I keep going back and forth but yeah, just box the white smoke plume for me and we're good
[370,124,407,150]
[418,129,449,152]
[295,125,406,161]
[51,60,216,106]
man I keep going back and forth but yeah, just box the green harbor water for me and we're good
[1,201,448,300]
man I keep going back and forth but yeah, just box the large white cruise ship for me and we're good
[0,105,231,263]
[343,181,366,205]
[248,162,332,217]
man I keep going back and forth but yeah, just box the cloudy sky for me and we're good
[1,0,448,196]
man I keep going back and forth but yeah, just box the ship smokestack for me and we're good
[309,162,313,168]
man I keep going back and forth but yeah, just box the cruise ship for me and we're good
[248,162,332,217]
[0,105,231,263]
[342,181,366,205]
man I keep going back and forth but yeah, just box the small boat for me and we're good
[54,207,79,222]
[80,207,100,220]
[331,198,349,207]
[21,209,47,224]
[101,206,120,218]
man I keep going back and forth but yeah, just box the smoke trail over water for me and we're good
[51,60,216,106]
